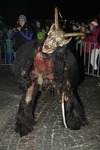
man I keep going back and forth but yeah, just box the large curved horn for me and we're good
[64,32,85,37]
[54,7,59,30]
[60,37,72,47]
[47,24,55,35]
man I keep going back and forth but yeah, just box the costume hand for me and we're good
[17,75,32,91]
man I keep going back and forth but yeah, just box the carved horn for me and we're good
[48,7,59,35]
[54,7,59,30]
[64,32,85,37]
[47,24,55,35]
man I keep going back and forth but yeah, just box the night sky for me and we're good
[0,0,100,25]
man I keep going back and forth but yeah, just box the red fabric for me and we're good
[32,51,54,79]
[82,36,94,53]
[34,52,53,72]
[82,28,100,53]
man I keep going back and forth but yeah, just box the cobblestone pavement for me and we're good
[0,66,100,150]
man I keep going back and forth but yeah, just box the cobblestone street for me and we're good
[0,66,100,150]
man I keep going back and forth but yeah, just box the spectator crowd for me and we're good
[0,14,100,74]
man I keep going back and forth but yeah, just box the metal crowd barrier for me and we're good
[76,41,100,77]
[0,39,14,65]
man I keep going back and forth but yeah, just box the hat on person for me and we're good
[90,19,98,28]
[18,15,27,21]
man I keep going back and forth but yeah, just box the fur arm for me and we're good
[12,40,38,77]
[53,45,80,89]
[12,40,38,90]
[12,38,46,90]
[17,73,32,91]
[64,48,80,88]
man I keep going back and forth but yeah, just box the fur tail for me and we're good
[64,91,88,130]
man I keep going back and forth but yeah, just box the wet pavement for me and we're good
[0,66,100,150]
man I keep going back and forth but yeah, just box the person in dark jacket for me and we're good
[10,14,34,58]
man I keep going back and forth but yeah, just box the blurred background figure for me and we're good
[10,14,34,59]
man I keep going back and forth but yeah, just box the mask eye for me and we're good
[56,41,59,45]
[53,39,59,45]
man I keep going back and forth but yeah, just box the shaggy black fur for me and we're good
[15,83,39,137]
[13,36,88,137]
[15,96,34,137]
[64,90,88,130]
[12,38,46,77]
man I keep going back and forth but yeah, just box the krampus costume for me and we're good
[13,8,88,137]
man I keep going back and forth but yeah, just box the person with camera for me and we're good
[10,15,34,59]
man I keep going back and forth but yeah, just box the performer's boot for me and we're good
[15,96,34,137]
[15,83,39,137]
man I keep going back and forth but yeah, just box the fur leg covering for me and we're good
[64,91,88,130]
[15,96,34,137]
